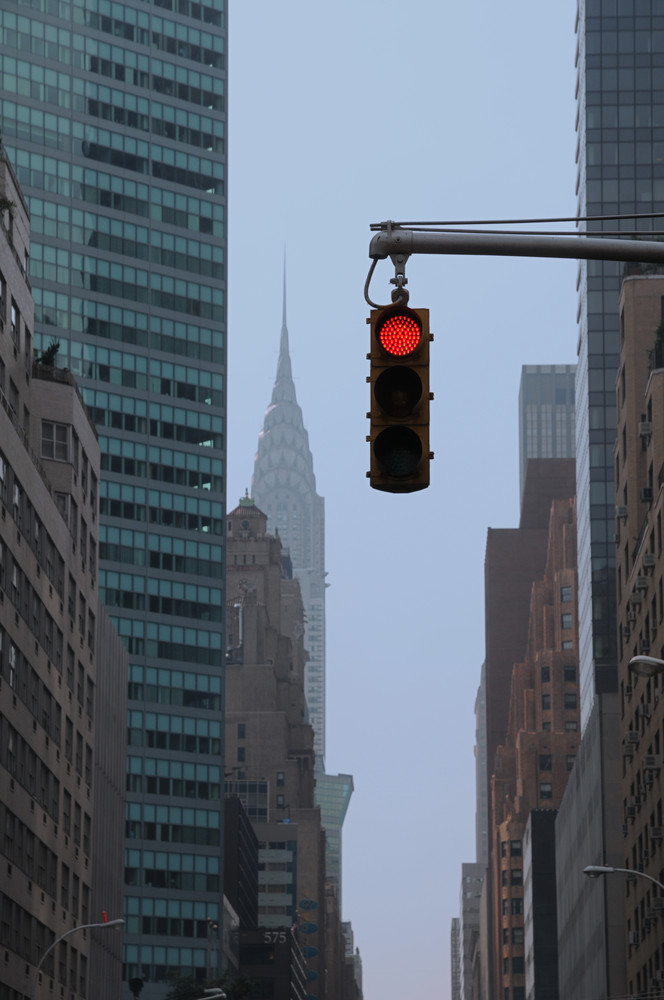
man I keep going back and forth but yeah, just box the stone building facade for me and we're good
[0,143,125,1000]
[614,269,664,996]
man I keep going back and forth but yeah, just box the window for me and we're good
[511,869,522,886]
[511,898,523,915]
[564,666,577,682]
[561,613,573,630]
[501,841,508,857]
[41,421,69,462]
[512,957,524,974]
[565,720,578,732]
[541,666,550,683]
[561,585,572,603]
[502,899,509,915]
[237,723,245,739]
[562,640,573,649]
[512,927,524,944]
[542,694,551,711]
[539,782,553,800]
[566,754,576,772]
[510,840,522,856]
[564,693,577,710]
[539,754,552,771]
[276,771,285,787]
[10,301,19,349]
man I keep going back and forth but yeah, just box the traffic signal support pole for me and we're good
[369,225,664,267]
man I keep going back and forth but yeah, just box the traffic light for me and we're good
[367,303,433,493]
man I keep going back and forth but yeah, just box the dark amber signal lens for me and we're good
[378,313,421,356]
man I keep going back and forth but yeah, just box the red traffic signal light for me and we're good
[367,305,433,493]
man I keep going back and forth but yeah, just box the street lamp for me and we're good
[30,918,124,1000]
[629,655,664,678]
[584,865,664,893]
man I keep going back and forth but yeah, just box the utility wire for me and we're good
[370,211,664,230]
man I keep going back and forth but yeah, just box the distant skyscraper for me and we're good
[252,284,326,766]
[0,2,227,991]
[475,663,488,866]
[451,917,461,1000]
[518,365,576,505]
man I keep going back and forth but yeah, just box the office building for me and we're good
[489,492,579,1000]
[252,288,326,766]
[225,496,327,995]
[0,144,125,1000]
[458,864,483,1000]
[251,289,354,912]
[0,1,227,991]
[314,771,353,911]
[574,0,664,725]
[475,664,488,867]
[482,458,576,1000]
[451,917,461,1000]
[613,269,664,995]
[556,6,664,998]
[523,811,559,1000]
[518,365,576,505]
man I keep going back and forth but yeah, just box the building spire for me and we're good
[273,254,295,403]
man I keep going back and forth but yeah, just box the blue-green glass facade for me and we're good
[576,0,664,727]
[0,0,226,990]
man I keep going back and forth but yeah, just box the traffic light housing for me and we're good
[367,304,433,493]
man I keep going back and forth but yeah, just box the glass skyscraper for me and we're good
[575,0,664,727]
[0,0,227,992]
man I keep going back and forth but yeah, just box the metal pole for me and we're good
[369,226,664,265]
[30,919,124,1000]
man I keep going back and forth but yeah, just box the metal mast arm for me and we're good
[369,223,664,265]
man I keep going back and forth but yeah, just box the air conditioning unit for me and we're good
[652,621,658,636]
[627,806,637,819]
[652,898,664,910]
[638,703,652,718]
[626,731,641,743]
[644,755,661,770]
[639,421,653,437]
[622,625,631,639]
[643,851,650,863]
[644,553,656,569]
[628,931,639,945]
[623,745,634,757]
[616,505,629,519]
[656,966,664,977]
[625,685,633,698]
[641,487,654,503]
[640,638,651,653]
[636,575,650,591]
[646,907,658,920]
[628,610,638,622]
[630,592,642,605]
[622,823,629,835]
[631,795,641,806]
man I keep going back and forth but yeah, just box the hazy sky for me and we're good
[227,3,578,998]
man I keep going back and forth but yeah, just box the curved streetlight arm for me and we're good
[30,919,124,1000]
[584,864,664,893]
